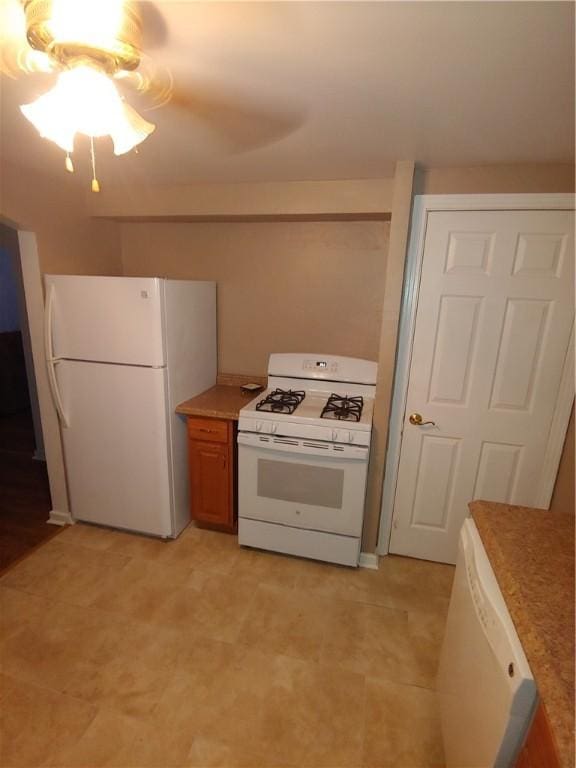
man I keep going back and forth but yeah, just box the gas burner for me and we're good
[320,393,364,422]
[255,388,306,415]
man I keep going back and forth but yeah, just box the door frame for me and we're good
[377,193,575,556]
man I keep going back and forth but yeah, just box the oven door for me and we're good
[238,432,369,537]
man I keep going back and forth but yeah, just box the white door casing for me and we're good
[383,196,574,564]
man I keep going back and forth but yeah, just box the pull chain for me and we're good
[90,137,100,193]
[65,152,74,173]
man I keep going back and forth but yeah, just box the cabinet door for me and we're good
[189,439,232,528]
[515,704,560,768]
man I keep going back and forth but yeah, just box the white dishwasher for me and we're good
[437,518,537,768]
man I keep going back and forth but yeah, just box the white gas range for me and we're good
[237,353,377,567]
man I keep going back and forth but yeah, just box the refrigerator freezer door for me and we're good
[46,275,165,366]
[56,360,173,536]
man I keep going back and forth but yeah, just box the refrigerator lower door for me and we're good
[46,275,165,366]
[56,360,173,537]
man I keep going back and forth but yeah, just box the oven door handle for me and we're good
[237,431,369,460]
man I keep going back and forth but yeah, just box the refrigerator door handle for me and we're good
[44,283,69,428]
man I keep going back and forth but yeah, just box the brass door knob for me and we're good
[409,412,436,426]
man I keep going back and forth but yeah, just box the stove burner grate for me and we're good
[320,393,364,422]
[255,388,306,415]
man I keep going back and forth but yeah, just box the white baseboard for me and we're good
[48,509,74,526]
[359,552,379,570]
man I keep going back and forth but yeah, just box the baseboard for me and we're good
[359,551,379,570]
[48,509,73,526]
[32,449,46,462]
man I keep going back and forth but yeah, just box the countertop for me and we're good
[176,375,267,421]
[470,500,575,768]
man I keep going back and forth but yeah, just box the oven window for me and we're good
[257,459,344,509]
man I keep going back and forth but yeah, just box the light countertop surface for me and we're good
[176,375,267,421]
[470,500,574,768]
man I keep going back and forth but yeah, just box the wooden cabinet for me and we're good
[187,416,236,532]
[515,703,561,768]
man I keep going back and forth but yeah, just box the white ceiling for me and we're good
[0,1,574,186]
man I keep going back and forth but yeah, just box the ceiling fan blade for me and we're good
[0,40,55,79]
[135,1,168,51]
[115,52,173,109]
[0,0,55,78]
[162,82,306,153]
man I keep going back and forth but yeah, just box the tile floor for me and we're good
[0,523,454,768]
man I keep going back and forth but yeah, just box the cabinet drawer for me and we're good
[187,417,230,444]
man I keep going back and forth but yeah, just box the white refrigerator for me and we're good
[44,275,217,538]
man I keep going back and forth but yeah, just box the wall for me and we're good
[121,220,390,375]
[0,159,122,276]
[549,406,575,514]
[415,163,575,195]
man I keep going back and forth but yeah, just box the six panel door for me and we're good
[389,210,574,564]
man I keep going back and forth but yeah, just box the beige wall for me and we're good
[121,220,390,375]
[0,159,122,276]
[550,406,575,515]
[415,163,575,195]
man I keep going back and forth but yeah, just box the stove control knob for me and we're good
[348,432,354,443]
[255,422,262,432]
[271,423,278,434]
[332,429,338,442]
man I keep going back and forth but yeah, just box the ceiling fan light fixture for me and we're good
[110,101,155,155]
[23,0,142,72]
[20,63,155,155]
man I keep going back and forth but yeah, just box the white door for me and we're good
[389,209,574,564]
[56,360,173,536]
[46,275,165,366]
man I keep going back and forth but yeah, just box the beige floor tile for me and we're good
[100,529,172,560]
[0,673,97,768]
[230,547,307,589]
[185,737,297,768]
[293,559,390,606]
[293,555,454,615]
[89,555,195,622]
[2,539,130,607]
[160,526,241,576]
[320,599,448,690]
[1,601,137,693]
[237,583,331,662]
[374,557,454,615]
[110,710,199,768]
[363,678,445,768]
[155,570,258,642]
[56,522,119,551]
[61,653,173,719]
[51,707,144,768]
[158,646,366,767]
[0,586,48,641]
[405,611,447,691]
[320,600,410,680]
[0,541,65,592]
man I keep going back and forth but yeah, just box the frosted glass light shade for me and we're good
[20,65,155,154]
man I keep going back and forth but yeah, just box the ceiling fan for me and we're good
[0,0,305,189]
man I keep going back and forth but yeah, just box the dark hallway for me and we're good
[0,226,58,573]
